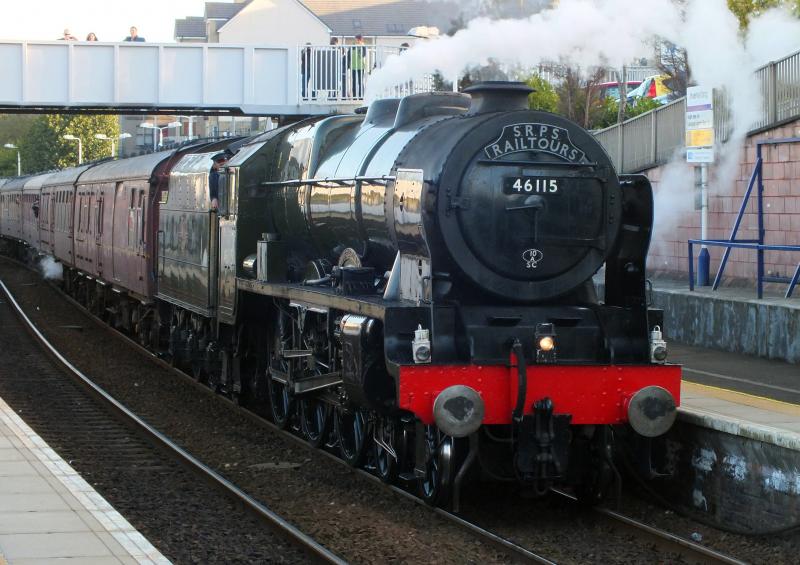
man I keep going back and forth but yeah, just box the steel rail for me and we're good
[551,489,748,565]
[0,278,347,565]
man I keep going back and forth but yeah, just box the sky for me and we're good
[0,0,212,43]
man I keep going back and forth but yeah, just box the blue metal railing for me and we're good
[687,137,800,299]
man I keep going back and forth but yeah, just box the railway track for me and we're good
[0,278,346,565]
[28,276,552,564]
[7,267,751,565]
[550,490,748,565]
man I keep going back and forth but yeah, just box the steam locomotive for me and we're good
[0,82,680,507]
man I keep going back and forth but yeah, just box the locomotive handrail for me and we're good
[260,175,396,188]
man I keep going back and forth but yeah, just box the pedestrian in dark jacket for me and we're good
[124,27,145,42]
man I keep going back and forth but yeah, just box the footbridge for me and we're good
[0,41,416,116]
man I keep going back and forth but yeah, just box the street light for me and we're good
[139,122,182,150]
[62,134,82,165]
[94,133,132,157]
[174,115,195,140]
[3,143,21,175]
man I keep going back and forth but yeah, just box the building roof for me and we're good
[299,0,460,37]
[175,0,463,42]
[175,2,249,40]
[175,16,207,39]
[205,1,249,20]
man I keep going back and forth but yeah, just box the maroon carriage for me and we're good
[41,165,95,266]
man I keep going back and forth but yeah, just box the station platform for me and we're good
[673,341,800,448]
[657,340,800,532]
[0,395,169,565]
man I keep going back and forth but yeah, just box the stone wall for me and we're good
[644,118,800,284]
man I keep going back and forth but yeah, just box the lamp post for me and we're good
[94,133,132,157]
[174,116,195,140]
[3,143,21,175]
[62,134,82,165]
[139,122,182,150]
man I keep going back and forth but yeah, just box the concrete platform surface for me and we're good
[672,341,800,451]
[656,276,800,311]
[671,342,800,404]
[0,395,170,565]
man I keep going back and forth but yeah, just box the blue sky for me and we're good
[3,0,212,43]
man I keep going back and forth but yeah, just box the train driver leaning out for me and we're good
[209,151,231,211]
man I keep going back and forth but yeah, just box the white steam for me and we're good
[39,256,63,281]
[746,8,800,67]
[650,156,696,268]
[369,0,800,261]
[367,0,682,99]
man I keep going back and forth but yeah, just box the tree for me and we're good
[18,114,120,173]
[0,115,37,176]
[554,67,608,129]
[593,96,663,130]
[656,41,690,100]
[727,0,800,28]
[525,75,559,113]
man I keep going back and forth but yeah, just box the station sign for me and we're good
[686,86,715,164]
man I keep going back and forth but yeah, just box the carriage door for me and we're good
[217,169,236,325]
[136,189,147,292]
[94,192,104,276]
[74,191,86,263]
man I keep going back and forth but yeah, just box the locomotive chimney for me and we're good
[463,81,534,115]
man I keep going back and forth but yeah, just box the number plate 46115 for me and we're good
[503,177,561,195]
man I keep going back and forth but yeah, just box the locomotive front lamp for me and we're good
[650,325,668,363]
[535,323,557,363]
[538,336,555,352]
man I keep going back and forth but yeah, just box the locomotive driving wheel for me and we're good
[268,309,295,429]
[373,415,401,483]
[299,398,330,448]
[335,406,369,467]
[419,425,455,506]
[297,316,331,447]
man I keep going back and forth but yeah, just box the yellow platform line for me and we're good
[682,380,800,416]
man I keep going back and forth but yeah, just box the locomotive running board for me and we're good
[237,277,416,321]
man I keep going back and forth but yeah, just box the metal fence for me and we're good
[594,49,800,173]
[299,45,434,104]
[531,64,659,85]
[300,46,659,105]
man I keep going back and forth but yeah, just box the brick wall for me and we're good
[644,118,800,284]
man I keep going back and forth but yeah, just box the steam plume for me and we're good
[39,256,63,281]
